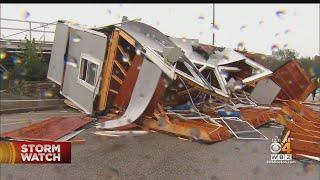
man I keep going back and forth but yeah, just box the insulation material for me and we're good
[97,59,162,129]
[271,60,316,101]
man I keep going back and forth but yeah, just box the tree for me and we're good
[271,49,299,61]
[11,37,48,81]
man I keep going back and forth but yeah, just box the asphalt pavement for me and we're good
[0,109,319,180]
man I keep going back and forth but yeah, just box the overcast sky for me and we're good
[1,3,319,57]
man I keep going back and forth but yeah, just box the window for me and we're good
[78,54,100,89]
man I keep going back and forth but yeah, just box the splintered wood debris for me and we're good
[3,18,317,162]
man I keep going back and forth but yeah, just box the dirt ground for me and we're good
[0,108,319,180]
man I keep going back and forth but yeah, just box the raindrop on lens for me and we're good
[122,55,129,63]
[71,34,81,43]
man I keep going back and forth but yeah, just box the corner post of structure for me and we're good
[97,30,120,112]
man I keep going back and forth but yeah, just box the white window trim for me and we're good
[77,53,102,92]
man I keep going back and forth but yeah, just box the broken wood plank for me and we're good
[287,100,320,122]
[119,30,135,47]
[240,108,281,128]
[153,110,172,125]
[282,106,320,132]
[290,132,320,142]
[275,114,315,136]
[291,139,320,158]
[142,117,231,143]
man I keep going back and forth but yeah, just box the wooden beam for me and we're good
[119,30,135,47]
[98,30,120,111]
[114,61,127,77]
[240,109,281,128]
[109,89,118,94]
[287,100,320,122]
[111,74,123,85]
[117,45,131,66]
[117,44,128,56]
[282,106,320,132]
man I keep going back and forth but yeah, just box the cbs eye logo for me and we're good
[270,142,281,153]
[270,140,292,154]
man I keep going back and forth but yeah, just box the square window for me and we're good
[79,56,99,86]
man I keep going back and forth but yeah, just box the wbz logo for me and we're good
[269,137,292,161]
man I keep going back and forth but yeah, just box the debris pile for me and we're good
[276,100,320,161]
[1,18,318,162]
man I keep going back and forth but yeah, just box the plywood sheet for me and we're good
[271,60,316,101]
[1,116,91,141]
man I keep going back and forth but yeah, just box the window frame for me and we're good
[77,53,102,92]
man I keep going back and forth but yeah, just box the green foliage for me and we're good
[11,37,48,81]
[271,49,299,61]
[260,49,320,80]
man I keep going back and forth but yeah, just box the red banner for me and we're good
[0,141,71,163]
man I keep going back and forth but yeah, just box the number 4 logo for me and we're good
[281,141,292,154]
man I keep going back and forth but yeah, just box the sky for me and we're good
[0,3,319,57]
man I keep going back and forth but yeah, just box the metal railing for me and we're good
[0,18,56,43]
